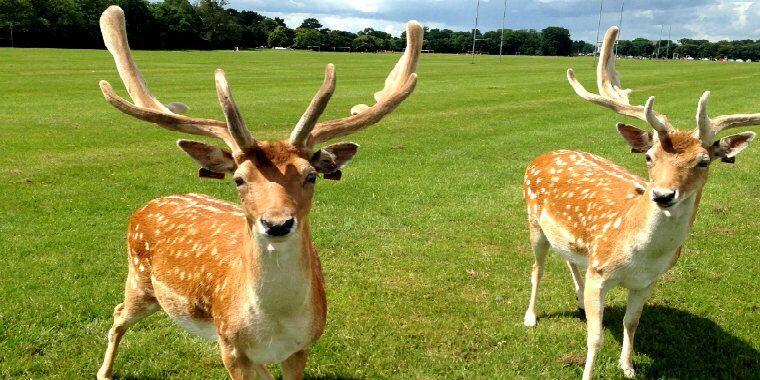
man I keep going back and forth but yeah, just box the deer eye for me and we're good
[697,159,710,168]
[305,172,317,184]
[233,177,245,187]
[644,154,652,163]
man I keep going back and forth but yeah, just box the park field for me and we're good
[0,48,758,379]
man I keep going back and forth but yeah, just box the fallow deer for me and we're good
[95,6,422,380]
[522,26,758,380]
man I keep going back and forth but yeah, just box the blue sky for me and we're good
[226,0,759,42]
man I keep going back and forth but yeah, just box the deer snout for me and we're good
[650,188,678,208]
[259,215,296,237]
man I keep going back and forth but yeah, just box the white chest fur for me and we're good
[243,234,314,364]
[244,310,312,364]
[618,198,695,289]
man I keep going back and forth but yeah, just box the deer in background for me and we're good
[95,6,422,380]
[522,26,758,380]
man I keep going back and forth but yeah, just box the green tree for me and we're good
[261,17,285,32]
[293,27,323,49]
[388,36,403,51]
[541,26,572,56]
[357,27,391,50]
[298,17,321,30]
[267,25,293,47]
[0,0,35,29]
[197,0,241,49]
[115,0,160,49]
[450,31,472,53]
[572,40,594,55]
[28,0,87,47]
[234,10,267,48]
[325,29,354,50]
[515,29,542,55]
[630,38,654,57]
[425,28,453,53]
[352,34,382,52]
[152,0,201,49]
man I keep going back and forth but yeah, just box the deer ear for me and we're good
[616,123,653,153]
[712,132,756,163]
[310,142,359,180]
[177,140,237,179]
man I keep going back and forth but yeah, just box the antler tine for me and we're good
[644,96,670,137]
[215,69,255,150]
[695,91,714,145]
[290,64,336,146]
[596,26,632,103]
[712,114,760,132]
[308,20,424,145]
[98,6,237,150]
[696,91,760,139]
[567,26,672,134]
[100,6,167,112]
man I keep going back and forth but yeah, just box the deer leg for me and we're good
[620,282,655,378]
[582,272,610,380]
[254,365,275,380]
[281,349,308,380]
[566,261,586,317]
[524,225,549,327]
[97,274,159,380]
[219,339,272,380]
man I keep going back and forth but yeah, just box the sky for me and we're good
[226,0,759,42]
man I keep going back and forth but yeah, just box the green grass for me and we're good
[0,48,758,379]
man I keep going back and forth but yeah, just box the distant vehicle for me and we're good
[736,59,744,62]
[686,56,694,60]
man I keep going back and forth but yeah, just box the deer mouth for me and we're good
[655,200,676,209]
[256,217,298,240]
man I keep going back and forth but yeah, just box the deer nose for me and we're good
[260,217,296,237]
[651,188,677,207]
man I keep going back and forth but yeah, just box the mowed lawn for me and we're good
[0,47,758,379]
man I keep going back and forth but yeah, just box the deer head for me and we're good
[567,26,757,208]
[99,6,423,238]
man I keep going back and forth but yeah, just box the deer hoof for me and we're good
[523,311,537,327]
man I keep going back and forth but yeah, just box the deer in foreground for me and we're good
[522,26,758,380]
[95,6,422,380]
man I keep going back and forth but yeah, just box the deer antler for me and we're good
[98,6,247,152]
[289,20,424,147]
[695,91,760,145]
[567,26,671,139]
[290,64,336,146]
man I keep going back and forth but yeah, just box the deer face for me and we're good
[178,139,358,239]
[644,131,710,208]
[618,124,755,208]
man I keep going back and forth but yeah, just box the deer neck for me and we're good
[625,187,698,255]
[242,218,313,315]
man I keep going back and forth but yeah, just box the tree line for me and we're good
[569,38,760,61]
[1,0,758,60]
[0,0,576,54]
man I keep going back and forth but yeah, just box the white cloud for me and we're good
[732,1,753,27]
[229,0,760,42]
[262,11,409,35]
[633,10,654,20]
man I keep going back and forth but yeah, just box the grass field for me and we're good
[0,47,758,379]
